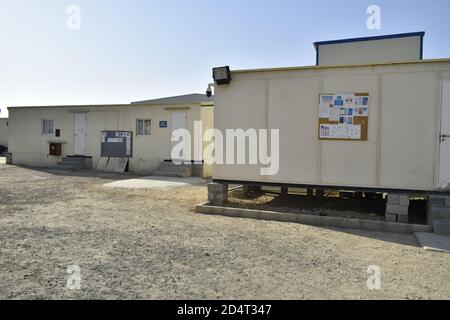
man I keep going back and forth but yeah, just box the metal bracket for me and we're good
[441,134,450,142]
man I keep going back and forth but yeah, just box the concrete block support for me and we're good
[385,193,410,223]
[385,213,397,222]
[427,195,450,227]
[208,183,229,206]
[397,215,409,224]
[386,204,409,215]
[5,153,12,165]
[427,195,450,208]
[434,220,450,236]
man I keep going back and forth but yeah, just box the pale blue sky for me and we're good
[1,0,450,117]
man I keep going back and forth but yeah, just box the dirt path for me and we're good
[0,165,449,299]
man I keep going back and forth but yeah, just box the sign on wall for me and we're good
[318,93,369,141]
[159,121,168,128]
[101,131,133,158]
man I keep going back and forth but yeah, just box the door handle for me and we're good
[441,134,450,142]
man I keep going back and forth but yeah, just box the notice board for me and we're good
[318,93,369,141]
[101,131,133,158]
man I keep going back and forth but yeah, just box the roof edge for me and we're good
[7,103,132,110]
[131,93,213,105]
[7,102,208,110]
[231,57,450,75]
[313,31,425,49]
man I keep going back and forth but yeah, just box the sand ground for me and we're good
[0,163,449,299]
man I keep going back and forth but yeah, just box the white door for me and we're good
[74,113,86,156]
[439,81,450,189]
[171,112,187,162]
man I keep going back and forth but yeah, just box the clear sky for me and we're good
[1,0,450,117]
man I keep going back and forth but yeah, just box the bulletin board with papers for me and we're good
[318,93,369,141]
[101,131,133,158]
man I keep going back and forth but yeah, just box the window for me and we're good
[136,119,151,136]
[42,119,54,135]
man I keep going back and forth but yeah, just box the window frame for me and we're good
[136,118,152,136]
[42,119,55,135]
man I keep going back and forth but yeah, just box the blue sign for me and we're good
[159,121,168,128]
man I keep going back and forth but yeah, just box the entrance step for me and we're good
[154,161,192,178]
[152,171,190,178]
[55,156,91,171]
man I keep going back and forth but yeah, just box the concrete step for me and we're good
[153,171,190,178]
[61,158,83,163]
[434,220,450,236]
[159,162,192,168]
[57,162,78,167]
[156,166,192,173]
[155,161,193,176]
[57,157,87,170]
[51,164,77,171]
[57,161,81,167]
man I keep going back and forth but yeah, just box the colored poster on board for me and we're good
[319,93,368,140]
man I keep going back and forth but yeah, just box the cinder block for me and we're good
[397,215,409,224]
[208,192,228,206]
[427,206,450,222]
[399,195,410,206]
[434,220,450,236]
[208,182,228,193]
[208,183,229,206]
[386,204,409,216]
[385,213,397,222]
[428,197,446,207]
[387,194,400,204]
[428,195,450,207]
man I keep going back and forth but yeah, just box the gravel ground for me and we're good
[0,163,449,300]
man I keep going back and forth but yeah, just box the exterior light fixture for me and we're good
[206,83,214,97]
[212,66,231,85]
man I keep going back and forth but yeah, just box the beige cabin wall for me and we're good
[8,103,211,174]
[318,36,422,66]
[214,61,450,191]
